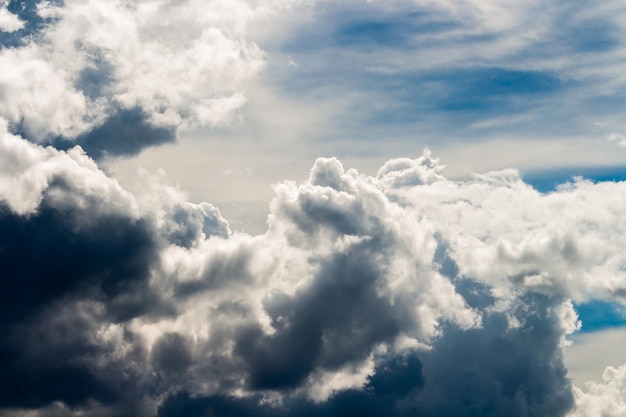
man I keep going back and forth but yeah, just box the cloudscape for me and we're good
[1,1,626,416]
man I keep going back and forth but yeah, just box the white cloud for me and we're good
[0,1,23,33]
[384,156,626,303]
[0,118,135,216]
[569,365,626,417]
[608,132,626,147]
[0,0,304,143]
[0,46,98,141]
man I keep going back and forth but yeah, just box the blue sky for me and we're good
[111,0,626,231]
[2,0,626,416]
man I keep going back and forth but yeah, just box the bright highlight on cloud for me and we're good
[2,0,626,416]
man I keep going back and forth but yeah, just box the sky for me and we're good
[1,0,626,416]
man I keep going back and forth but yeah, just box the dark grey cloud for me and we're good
[235,247,402,390]
[156,353,426,417]
[0,124,240,416]
[51,108,176,160]
[0,201,158,326]
[156,295,574,417]
[151,332,193,381]
[0,195,169,414]
[0,304,134,410]
[416,294,574,417]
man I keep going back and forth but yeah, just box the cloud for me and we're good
[608,132,626,147]
[4,122,626,415]
[53,107,177,160]
[569,365,626,417]
[0,124,232,415]
[0,0,24,32]
[0,0,285,156]
[155,296,574,417]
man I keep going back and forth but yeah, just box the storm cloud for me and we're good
[3,120,626,415]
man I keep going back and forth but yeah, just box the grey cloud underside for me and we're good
[0,200,167,412]
[157,297,573,417]
[51,108,176,160]
[235,247,407,391]
[0,201,158,324]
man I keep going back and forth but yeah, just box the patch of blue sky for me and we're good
[406,68,563,112]
[574,300,626,333]
[567,20,621,53]
[522,166,626,193]
[275,65,568,131]
[332,12,459,48]
[551,8,622,54]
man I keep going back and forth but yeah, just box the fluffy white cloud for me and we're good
[0,118,134,215]
[569,365,626,417]
[384,155,626,302]
[0,46,96,141]
[0,1,23,32]
[0,0,298,143]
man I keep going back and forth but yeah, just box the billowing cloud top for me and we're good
[2,0,626,416]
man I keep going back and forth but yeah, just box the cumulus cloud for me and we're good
[570,365,626,417]
[0,0,23,32]
[0,0,292,156]
[4,120,626,416]
[0,123,233,416]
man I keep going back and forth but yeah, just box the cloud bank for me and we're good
[2,118,626,415]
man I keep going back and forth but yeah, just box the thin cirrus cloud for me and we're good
[2,0,626,416]
[254,0,626,168]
